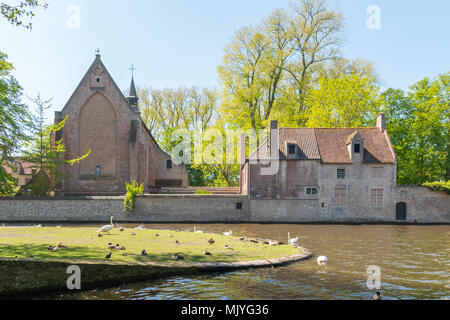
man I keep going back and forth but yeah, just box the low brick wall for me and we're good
[0,195,249,223]
[0,249,312,298]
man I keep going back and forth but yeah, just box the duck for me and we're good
[268,240,278,246]
[288,232,299,245]
[98,216,115,234]
[194,226,204,234]
[175,240,180,244]
[317,256,328,265]
[107,243,116,249]
[155,233,159,237]
[105,252,112,259]
[225,244,233,250]
[135,224,146,230]
[171,253,184,261]
[119,227,125,232]
[141,250,147,256]
[97,233,103,237]
[48,245,55,251]
[203,250,212,256]
[208,238,215,244]
[169,233,174,238]
[57,242,67,248]
[131,232,136,236]
[223,231,232,236]
[52,246,60,252]
[115,244,126,250]
[35,224,43,228]
[56,225,61,228]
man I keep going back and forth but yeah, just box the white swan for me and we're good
[223,231,232,236]
[97,216,115,234]
[317,256,328,265]
[194,226,204,234]
[288,232,299,245]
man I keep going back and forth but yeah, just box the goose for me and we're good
[105,252,112,259]
[194,226,204,234]
[107,243,116,249]
[52,246,60,252]
[317,256,328,265]
[57,242,67,248]
[141,250,147,256]
[288,232,299,245]
[225,244,233,250]
[98,216,115,234]
[48,245,55,251]
[223,231,232,236]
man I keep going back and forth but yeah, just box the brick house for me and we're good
[239,114,427,222]
[52,53,188,195]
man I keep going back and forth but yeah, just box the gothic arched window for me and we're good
[95,165,101,176]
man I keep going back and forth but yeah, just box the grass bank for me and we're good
[0,226,300,264]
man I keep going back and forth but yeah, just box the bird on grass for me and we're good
[223,231,232,236]
[131,232,136,236]
[225,245,233,250]
[135,224,146,230]
[98,216,115,235]
[58,242,67,248]
[175,240,180,245]
[208,238,215,244]
[108,243,116,249]
[317,256,328,265]
[194,226,204,234]
[155,233,159,237]
[119,227,125,232]
[203,250,212,256]
[105,252,112,259]
[97,234,103,238]
[141,250,147,256]
[115,244,126,250]
[171,253,184,261]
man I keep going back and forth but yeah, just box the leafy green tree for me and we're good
[0,0,47,29]
[0,52,32,195]
[306,74,381,128]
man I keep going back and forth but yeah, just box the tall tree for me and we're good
[0,52,32,195]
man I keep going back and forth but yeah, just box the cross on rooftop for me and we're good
[130,64,136,77]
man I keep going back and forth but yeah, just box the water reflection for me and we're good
[52,224,450,300]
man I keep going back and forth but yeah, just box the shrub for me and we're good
[423,181,450,194]
[195,189,212,195]
[124,180,144,212]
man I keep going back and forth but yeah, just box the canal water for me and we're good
[54,224,449,300]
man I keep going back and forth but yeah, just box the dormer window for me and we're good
[354,144,361,153]
[96,77,100,83]
[288,144,296,155]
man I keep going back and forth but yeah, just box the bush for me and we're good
[195,189,212,195]
[124,180,144,212]
[423,181,450,194]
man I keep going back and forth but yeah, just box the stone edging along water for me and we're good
[0,248,313,298]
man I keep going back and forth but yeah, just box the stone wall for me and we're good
[0,195,248,223]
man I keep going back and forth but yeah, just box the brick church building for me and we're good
[52,53,188,195]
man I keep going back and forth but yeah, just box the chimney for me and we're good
[377,113,386,132]
[240,134,246,170]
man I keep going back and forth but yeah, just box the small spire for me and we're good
[127,64,138,109]
[95,48,101,57]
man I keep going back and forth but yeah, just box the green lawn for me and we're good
[0,226,300,264]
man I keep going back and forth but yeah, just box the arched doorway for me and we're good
[396,202,407,221]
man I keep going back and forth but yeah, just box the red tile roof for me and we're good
[249,127,395,164]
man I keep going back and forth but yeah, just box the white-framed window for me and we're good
[335,187,347,205]
[371,167,383,178]
[337,168,345,179]
[371,189,384,206]
[306,187,318,195]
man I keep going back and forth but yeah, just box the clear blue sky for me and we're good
[1,0,449,122]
